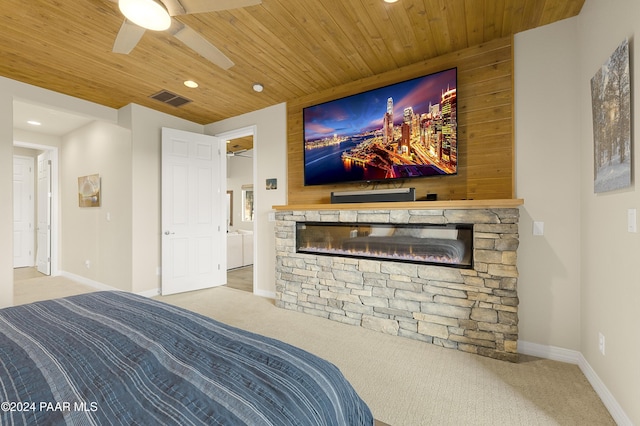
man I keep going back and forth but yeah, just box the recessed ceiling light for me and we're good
[118,0,171,31]
[27,120,41,126]
[252,83,264,93]
[384,0,398,3]
[184,80,198,88]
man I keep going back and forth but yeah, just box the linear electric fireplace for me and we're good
[296,222,473,268]
[276,203,522,362]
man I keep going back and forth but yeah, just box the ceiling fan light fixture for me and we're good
[119,0,171,31]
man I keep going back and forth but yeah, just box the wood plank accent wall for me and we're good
[286,36,514,205]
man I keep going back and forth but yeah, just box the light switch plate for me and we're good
[533,221,544,236]
[628,209,637,233]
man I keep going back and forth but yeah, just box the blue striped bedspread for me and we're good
[0,291,373,425]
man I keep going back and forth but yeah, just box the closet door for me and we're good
[13,156,35,268]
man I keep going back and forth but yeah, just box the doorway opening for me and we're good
[12,142,59,277]
[12,98,96,285]
[217,126,256,294]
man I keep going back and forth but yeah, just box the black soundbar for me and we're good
[330,188,416,204]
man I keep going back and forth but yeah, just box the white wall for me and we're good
[61,121,133,291]
[514,19,582,350]
[14,129,62,149]
[577,0,640,423]
[206,103,287,297]
[516,2,640,423]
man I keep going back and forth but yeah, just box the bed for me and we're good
[0,291,373,425]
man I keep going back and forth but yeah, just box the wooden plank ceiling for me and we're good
[0,0,584,125]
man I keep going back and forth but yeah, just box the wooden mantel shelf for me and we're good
[273,198,524,211]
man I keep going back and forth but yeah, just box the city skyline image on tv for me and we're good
[303,67,457,186]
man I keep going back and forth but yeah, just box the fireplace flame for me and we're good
[299,244,464,265]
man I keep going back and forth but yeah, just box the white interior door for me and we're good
[161,127,227,295]
[36,152,51,276]
[13,156,35,268]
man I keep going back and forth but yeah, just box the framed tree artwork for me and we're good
[590,39,631,193]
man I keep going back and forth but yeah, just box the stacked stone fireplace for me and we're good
[274,205,520,362]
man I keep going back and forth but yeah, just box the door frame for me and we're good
[213,125,257,294]
[13,141,59,276]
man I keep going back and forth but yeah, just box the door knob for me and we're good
[164,231,175,235]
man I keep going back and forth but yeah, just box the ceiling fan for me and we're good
[111,0,262,70]
[226,149,252,158]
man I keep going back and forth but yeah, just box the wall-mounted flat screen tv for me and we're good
[303,67,457,186]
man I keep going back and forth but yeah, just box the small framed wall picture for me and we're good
[78,174,101,207]
[266,178,277,190]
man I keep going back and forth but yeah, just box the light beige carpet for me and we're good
[155,286,615,426]
[13,271,615,425]
[13,271,93,306]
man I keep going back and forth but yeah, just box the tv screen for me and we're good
[303,67,457,186]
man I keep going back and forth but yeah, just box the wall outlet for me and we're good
[598,332,605,355]
[84,259,91,269]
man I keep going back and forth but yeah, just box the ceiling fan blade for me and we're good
[159,0,186,16]
[171,23,234,69]
[112,19,146,54]
[173,0,262,15]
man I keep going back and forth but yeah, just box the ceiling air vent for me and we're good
[149,90,192,107]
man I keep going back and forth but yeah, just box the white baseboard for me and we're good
[517,340,581,364]
[576,352,633,426]
[518,340,632,425]
[60,271,272,299]
[60,271,120,292]
[254,289,276,299]
[60,271,159,298]
[137,288,161,298]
